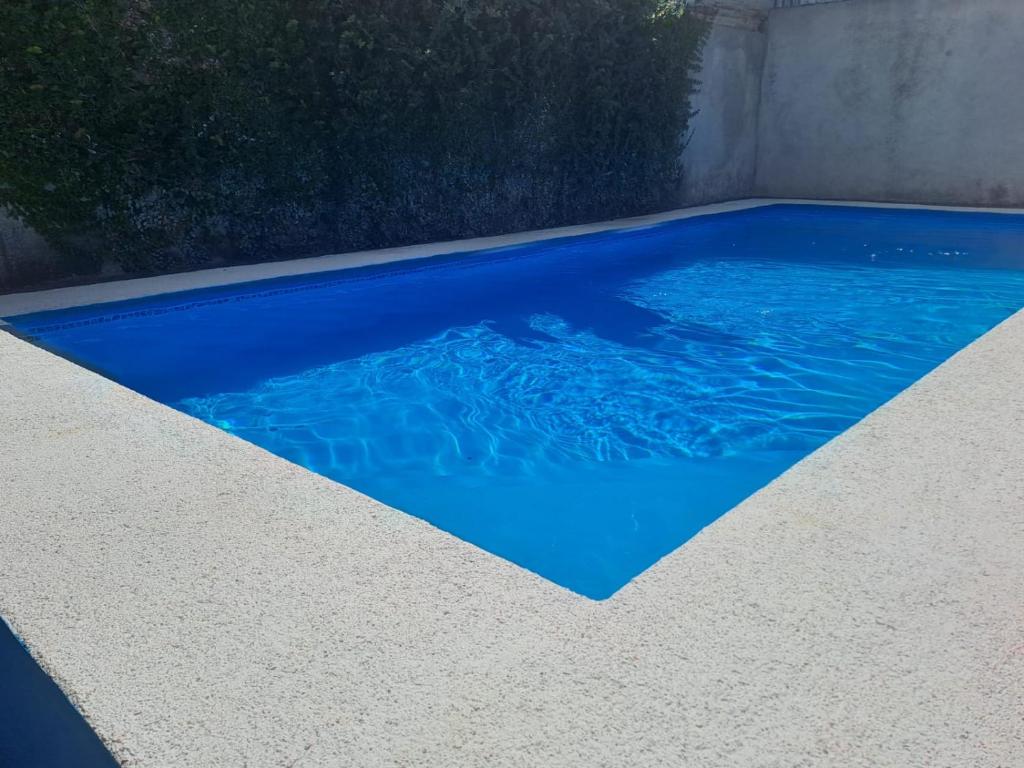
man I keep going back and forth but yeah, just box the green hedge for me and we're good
[0,1,707,279]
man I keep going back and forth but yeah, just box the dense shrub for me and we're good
[0,0,707,278]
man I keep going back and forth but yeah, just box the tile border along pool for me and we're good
[1,198,1023,766]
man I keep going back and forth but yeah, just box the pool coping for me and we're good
[2,198,1023,766]
[3,196,1024,318]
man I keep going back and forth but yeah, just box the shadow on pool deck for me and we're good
[0,619,118,768]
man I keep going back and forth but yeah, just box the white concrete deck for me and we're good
[2,200,1023,767]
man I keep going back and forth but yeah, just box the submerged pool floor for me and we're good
[9,205,1024,598]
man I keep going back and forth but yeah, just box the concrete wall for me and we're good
[680,1,770,204]
[0,210,60,293]
[4,0,1023,293]
[756,0,1024,206]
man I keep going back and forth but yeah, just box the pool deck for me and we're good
[1,198,1023,766]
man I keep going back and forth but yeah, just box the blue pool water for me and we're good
[9,205,1024,599]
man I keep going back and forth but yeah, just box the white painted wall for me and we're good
[755,0,1024,206]
[681,2,769,203]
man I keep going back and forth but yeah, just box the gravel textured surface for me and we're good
[2,203,1023,767]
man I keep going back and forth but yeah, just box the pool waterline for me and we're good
[7,203,1024,599]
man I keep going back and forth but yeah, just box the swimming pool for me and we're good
[8,204,1024,599]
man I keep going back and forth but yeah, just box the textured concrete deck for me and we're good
[2,203,1024,767]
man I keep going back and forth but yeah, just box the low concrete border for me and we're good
[0,200,761,317]
[2,199,1023,767]
[4,197,1024,318]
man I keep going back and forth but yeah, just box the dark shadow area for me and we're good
[0,619,119,768]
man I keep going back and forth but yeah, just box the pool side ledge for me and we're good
[4,197,1024,318]
[1,200,1023,767]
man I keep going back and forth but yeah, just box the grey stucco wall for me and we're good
[756,0,1024,206]
[4,0,1021,293]
[0,210,60,292]
[680,3,769,204]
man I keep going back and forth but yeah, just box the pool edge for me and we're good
[5,197,1024,318]
[2,202,1023,766]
